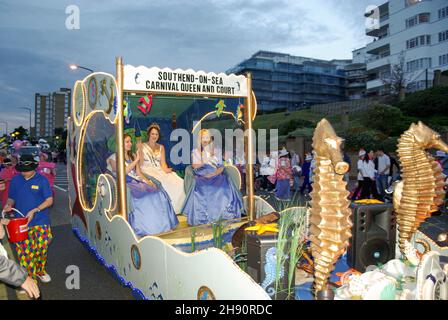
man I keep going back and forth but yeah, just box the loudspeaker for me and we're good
[246,232,293,300]
[347,203,396,272]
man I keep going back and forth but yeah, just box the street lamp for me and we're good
[69,64,94,73]
[19,107,32,138]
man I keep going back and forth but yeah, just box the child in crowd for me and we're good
[275,149,293,200]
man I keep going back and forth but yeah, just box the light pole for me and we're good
[69,64,94,73]
[19,107,32,138]
[0,120,8,136]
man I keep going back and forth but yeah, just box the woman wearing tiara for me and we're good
[182,129,244,226]
[107,134,178,236]
[139,123,185,213]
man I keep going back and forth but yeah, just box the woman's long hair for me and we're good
[363,153,370,163]
[124,134,135,161]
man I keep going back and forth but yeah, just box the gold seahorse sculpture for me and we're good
[309,119,352,294]
[394,121,448,253]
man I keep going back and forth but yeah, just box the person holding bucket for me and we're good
[2,154,53,283]
[0,221,40,298]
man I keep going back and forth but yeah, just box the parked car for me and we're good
[17,146,40,160]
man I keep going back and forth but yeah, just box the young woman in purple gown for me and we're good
[107,134,178,236]
[182,129,244,226]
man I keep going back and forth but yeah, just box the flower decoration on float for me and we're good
[107,128,147,153]
[214,99,226,117]
[245,223,279,235]
[236,103,245,125]
[123,98,132,124]
[137,94,153,115]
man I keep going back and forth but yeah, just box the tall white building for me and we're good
[365,0,448,95]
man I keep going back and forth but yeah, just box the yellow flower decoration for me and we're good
[354,199,384,205]
[245,223,279,235]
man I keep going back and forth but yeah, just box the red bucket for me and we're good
[2,209,28,243]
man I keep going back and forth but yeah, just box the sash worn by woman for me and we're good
[139,123,185,213]
[108,134,178,236]
[182,129,244,226]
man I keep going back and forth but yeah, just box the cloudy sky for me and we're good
[0,0,384,133]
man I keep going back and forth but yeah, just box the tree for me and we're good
[382,51,408,102]
[360,104,416,137]
[11,126,29,140]
[397,86,448,119]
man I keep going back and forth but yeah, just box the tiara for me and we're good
[147,123,161,132]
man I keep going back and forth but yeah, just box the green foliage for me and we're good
[360,104,413,136]
[278,119,314,136]
[212,219,226,249]
[274,207,307,300]
[398,86,448,118]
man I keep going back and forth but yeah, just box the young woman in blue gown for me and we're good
[107,134,178,236]
[182,129,244,226]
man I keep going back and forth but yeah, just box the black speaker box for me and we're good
[347,203,396,272]
[246,231,293,300]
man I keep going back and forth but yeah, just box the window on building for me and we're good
[439,6,448,20]
[405,0,422,7]
[419,13,430,23]
[440,30,448,42]
[406,13,430,28]
[440,54,448,66]
[406,35,431,49]
[406,58,432,72]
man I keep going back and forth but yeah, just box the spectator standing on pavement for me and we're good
[351,149,366,201]
[37,152,56,192]
[386,152,400,183]
[259,151,276,191]
[360,153,379,200]
[300,153,313,194]
[376,148,391,200]
[2,154,54,283]
[435,151,448,176]
[0,158,18,209]
[51,150,58,163]
[290,149,301,192]
[0,222,40,299]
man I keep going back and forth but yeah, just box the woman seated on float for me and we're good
[107,134,178,236]
[182,129,244,226]
[139,123,185,213]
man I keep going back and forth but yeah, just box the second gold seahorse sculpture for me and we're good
[394,121,448,253]
[309,119,352,295]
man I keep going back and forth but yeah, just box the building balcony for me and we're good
[366,78,384,90]
[367,55,391,71]
[366,23,389,37]
[366,37,389,55]
[348,81,366,88]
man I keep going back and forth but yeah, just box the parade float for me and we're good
[67,57,291,300]
[67,57,448,300]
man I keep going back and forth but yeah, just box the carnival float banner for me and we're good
[123,66,248,97]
